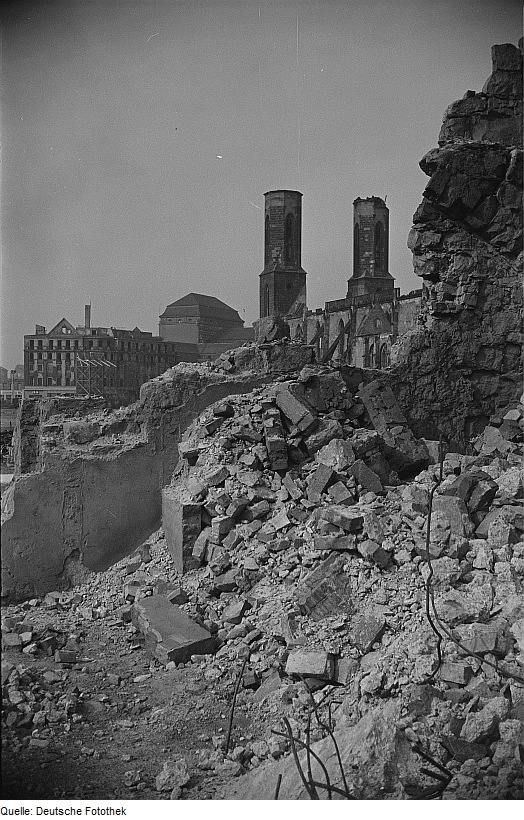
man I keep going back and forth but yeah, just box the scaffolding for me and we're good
[75,353,117,398]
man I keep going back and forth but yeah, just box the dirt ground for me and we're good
[1,537,271,801]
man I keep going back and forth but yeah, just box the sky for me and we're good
[0,0,521,369]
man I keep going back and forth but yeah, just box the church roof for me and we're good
[160,293,244,323]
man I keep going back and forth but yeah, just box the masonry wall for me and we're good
[1,345,314,601]
[383,42,523,449]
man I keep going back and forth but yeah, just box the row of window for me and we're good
[27,339,171,354]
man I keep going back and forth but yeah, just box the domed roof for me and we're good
[160,293,243,323]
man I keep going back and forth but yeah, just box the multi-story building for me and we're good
[159,293,254,362]
[0,365,24,401]
[23,306,192,406]
[257,190,422,368]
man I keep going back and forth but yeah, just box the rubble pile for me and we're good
[3,368,522,799]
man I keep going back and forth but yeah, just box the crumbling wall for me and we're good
[1,346,313,602]
[387,42,523,450]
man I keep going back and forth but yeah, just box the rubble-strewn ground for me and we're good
[2,372,523,800]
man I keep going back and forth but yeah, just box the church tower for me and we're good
[346,197,395,300]
[259,190,307,318]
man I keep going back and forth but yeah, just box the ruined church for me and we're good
[257,189,421,367]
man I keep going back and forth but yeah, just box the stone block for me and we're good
[192,528,212,565]
[328,481,354,506]
[285,650,336,681]
[132,595,217,665]
[162,489,202,575]
[441,735,487,763]
[274,386,318,434]
[319,505,364,533]
[211,515,234,541]
[222,529,242,550]
[315,439,356,471]
[243,500,271,521]
[432,495,474,537]
[222,599,251,624]
[467,480,497,513]
[213,402,235,418]
[359,381,429,475]
[357,540,391,569]
[204,466,229,487]
[203,417,223,436]
[306,463,335,501]
[305,419,344,455]
[263,408,288,471]
[332,657,359,686]
[226,496,250,518]
[349,613,386,653]
[270,508,291,530]
[282,474,303,500]
[295,554,352,620]
[350,460,383,493]
[210,569,240,594]
[438,661,473,686]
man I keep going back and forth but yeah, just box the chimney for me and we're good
[85,304,91,329]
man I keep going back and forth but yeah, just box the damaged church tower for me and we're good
[259,190,307,319]
[346,197,395,300]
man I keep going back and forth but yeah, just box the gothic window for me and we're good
[374,222,384,268]
[379,343,389,369]
[338,319,345,357]
[285,213,294,264]
[353,224,360,276]
[263,284,270,317]
[265,216,271,263]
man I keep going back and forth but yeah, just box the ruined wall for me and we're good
[1,345,313,601]
[386,42,523,450]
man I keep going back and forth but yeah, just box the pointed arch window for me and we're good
[353,224,360,276]
[337,318,345,357]
[285,213,294,264]
[265,216,271,263]
[374,222,384,268]
[263,284,270,317]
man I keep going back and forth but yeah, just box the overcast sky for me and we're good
[0,0,521,368]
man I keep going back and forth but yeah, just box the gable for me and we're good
[47,318,80,337]
[356,305,392,337]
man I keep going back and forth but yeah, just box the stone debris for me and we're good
[1,381,523,800]
[131,596,218,665]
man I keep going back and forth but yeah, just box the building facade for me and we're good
[259,191,421,368]
[0,365,24,402]
[23,306,187,406]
